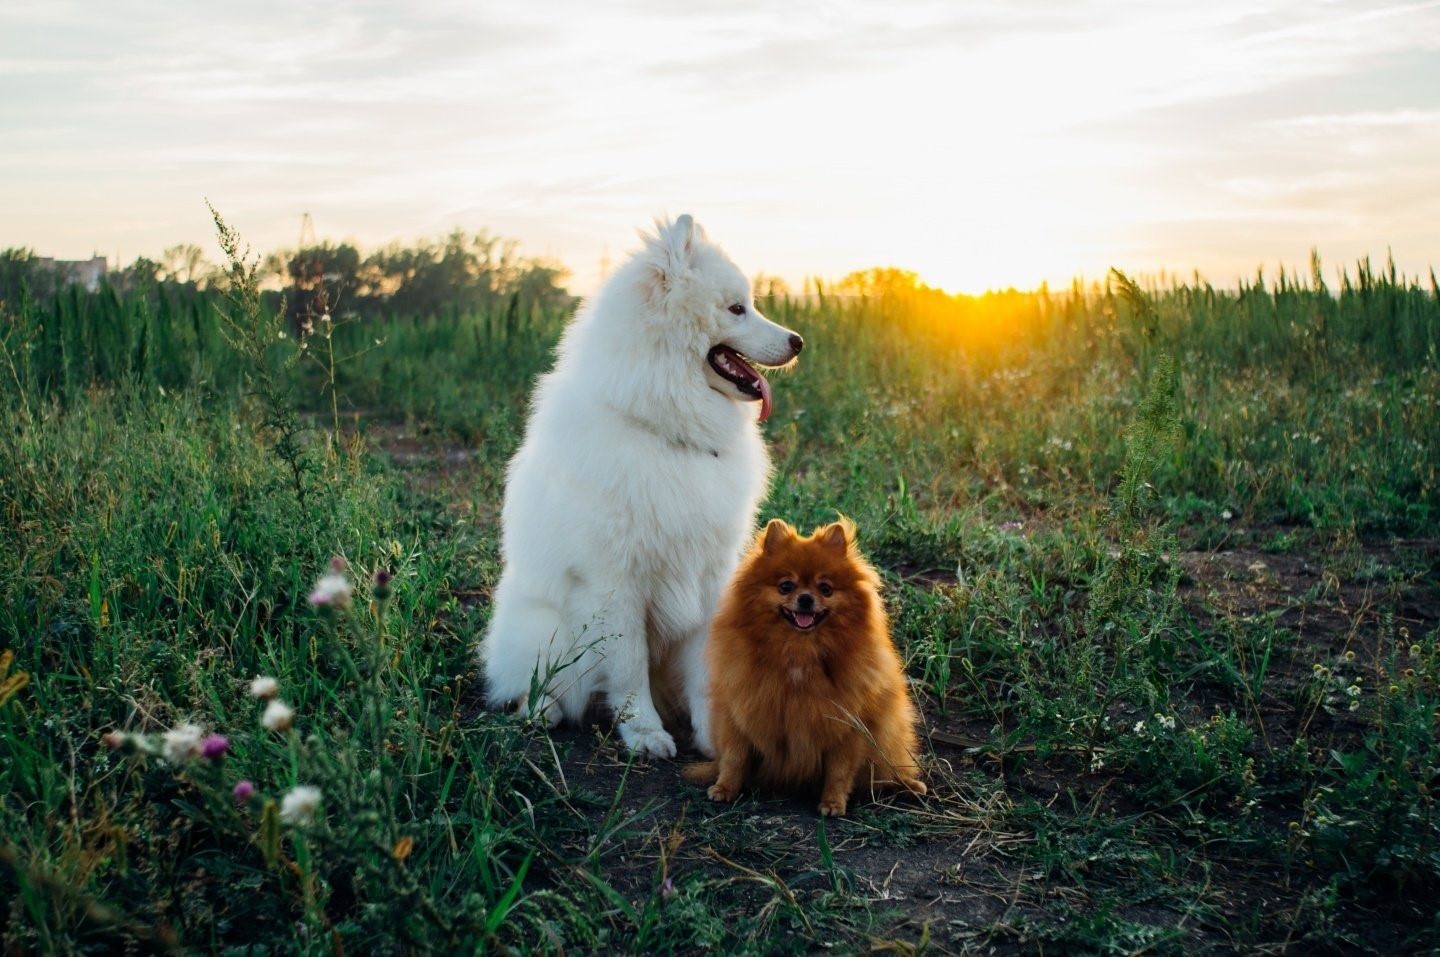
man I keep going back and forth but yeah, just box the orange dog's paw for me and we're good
[907,778,928,796]
[707,782,739,803]
[817,796,848,817]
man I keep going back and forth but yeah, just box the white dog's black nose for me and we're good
[789,334,804,354]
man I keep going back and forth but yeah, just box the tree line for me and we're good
[0,229,573,323]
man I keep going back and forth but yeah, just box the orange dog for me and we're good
[684,519,925,816]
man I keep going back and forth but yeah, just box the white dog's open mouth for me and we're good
[707,345,774,422]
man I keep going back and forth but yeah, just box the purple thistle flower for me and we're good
[201,734,230,760]
[233,780,257,804]
[372,567,393,602]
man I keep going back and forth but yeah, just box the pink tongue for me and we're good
[793,611,815,629]
[757,370,773,423]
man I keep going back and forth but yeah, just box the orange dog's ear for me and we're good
[761,518,793,554]
[817,521,851,551]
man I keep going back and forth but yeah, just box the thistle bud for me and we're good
[201,734,230,760]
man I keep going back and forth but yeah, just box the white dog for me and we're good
[481,215,803,758]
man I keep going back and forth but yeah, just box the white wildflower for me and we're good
[249,676,279,700]
[279,785,322,826]
[1221,509,1233,521]
[161,722,206,764]
[1157,714,1176,731]
[308,570,353,609]
[1133,720,1147,735]
[262,699,295,733]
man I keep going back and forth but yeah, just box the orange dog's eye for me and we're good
[818,582,833,597]
[778,580,796,594]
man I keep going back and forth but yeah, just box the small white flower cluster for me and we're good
[162,722,207,764]
[102,674,322,830]
[308,556,354,610]
[248,674,322,826]
[250,674,295,732]
[262,699,295,731]
[280,785,323,826]
[104,722,229,764]
[1131,713,1178,737]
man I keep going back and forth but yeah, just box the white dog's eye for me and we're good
[727,303,746,316]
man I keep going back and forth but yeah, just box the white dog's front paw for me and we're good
[619,722,677,759]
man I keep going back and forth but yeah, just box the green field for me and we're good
[2,234,1437,954]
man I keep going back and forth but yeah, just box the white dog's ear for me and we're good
[760,518,793,554]
[639,214,702,308]
[667,213,699,267]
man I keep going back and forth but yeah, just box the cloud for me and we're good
[2,0,1438,289]
[1264,108,1440,132]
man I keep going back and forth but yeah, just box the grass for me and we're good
[1,245,1437,953]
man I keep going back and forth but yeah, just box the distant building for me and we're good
[38,255,107,291]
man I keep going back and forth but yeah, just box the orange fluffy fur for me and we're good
[683,519,926,816]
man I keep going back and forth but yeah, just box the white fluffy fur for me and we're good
[481,214,801,758]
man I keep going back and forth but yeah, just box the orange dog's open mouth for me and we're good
[707,344,774,422]
[780,606,828,631]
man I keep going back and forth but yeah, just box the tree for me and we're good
[111,256,162,294]
[161,244,208,285]
[286,243,362,325]
[0,247,52,305]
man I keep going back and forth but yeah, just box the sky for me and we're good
[2,0,1438,294]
